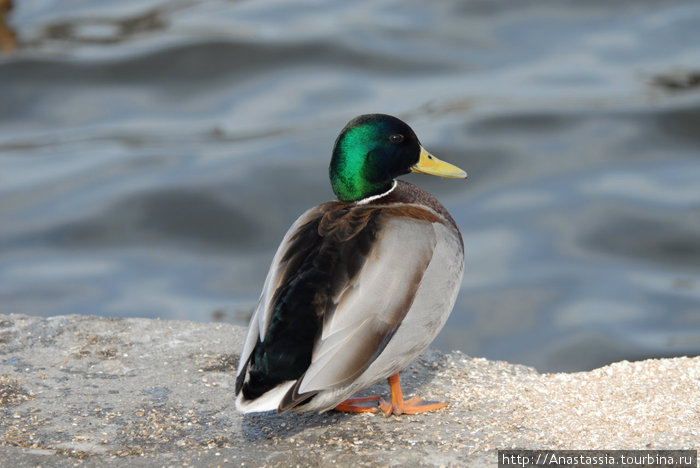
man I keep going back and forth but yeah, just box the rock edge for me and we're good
[0,314,698,467]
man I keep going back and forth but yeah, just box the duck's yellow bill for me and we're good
[410,147,467,179]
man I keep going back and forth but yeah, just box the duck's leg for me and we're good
[378,372,446,416]
[333,396,380,413]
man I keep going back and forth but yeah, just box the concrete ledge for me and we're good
[0,314,698,467]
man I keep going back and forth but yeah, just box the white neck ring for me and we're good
[356,180,397,205]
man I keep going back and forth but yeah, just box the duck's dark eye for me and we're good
[389,134,404,144]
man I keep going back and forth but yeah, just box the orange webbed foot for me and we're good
[378,372,447,417]
[333,373,447,416]
[379,395,447,416]
[334,396,381,413]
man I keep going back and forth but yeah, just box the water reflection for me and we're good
[0,0,15,53]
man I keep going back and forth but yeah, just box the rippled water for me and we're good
[2,0,700,371]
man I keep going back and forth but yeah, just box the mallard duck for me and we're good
[235,114,466,416]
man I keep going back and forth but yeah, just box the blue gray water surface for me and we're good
[1,0,699,372]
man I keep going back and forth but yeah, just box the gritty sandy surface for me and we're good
[0,313,698,467]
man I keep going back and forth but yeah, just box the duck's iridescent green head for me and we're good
[330,114,466,202]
